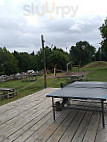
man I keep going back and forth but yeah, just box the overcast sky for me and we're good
[0,0,107,53]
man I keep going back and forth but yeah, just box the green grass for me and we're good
[79,61,107,81]
[83,61,107,68]
[86,67,107,81]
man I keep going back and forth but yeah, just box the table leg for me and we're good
[101,100,105,128]
[52,97,55,121]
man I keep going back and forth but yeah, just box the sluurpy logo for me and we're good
[23,1,79,22]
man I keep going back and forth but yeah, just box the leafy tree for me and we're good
[35,46,70,71]
[48,48,70,71]
[0,47,18,75]
[70,41,96,66]
[3,62,18,75]
[13,51,33,72]
[100,18,107,60]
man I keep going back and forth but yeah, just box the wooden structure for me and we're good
[0,87,17,99]
[56,74,87,83]
[0,88,107,142]
[22,74,37,82]
[66,74,87,83]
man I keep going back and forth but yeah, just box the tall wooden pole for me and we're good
[41,35,47,88]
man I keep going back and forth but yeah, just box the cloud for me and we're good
[0,0,106,53]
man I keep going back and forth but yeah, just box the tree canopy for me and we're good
[100,18,107,60]
[70,41,96,66]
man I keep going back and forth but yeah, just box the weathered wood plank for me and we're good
[0,106,52,141]
[82,112,100,142]
[0,88,55,115]
[35,110,78,142]
[95,127,107,142]
[0,98,47,125]
[57,111,85,142]
[13,110,64,142]
[0,99,50,133]
[71,111,93,142]
[0,88,57,142]
[24,110,73,142]
[95,113,107,142]
[0,88,55,125]
[0,100,51,141]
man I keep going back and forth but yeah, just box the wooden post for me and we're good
[41,35,47,88]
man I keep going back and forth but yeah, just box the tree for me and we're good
[0,47,18,75]
[13,51,33,72]
[70,41,96,66]
[48,48,70,71]
[100,18,107,60]
[3,62,18,75]
[35,46,70,72]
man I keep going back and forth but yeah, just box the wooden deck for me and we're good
[0,88,107,142]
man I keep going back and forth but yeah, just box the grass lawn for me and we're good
[80,61,107,81]
[86,67,107,81]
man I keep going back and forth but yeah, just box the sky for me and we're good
[0,0,107,53]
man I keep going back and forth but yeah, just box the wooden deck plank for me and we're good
[82,112,100,142]
[0,101,52,141]
[0,88,57,142]
[24,111,63,142]
[0,96,48,126]
[24,110,77,142]
[71,111,93,142]
[0,89,55,125]
[0,99,51,135]
[95,113,107,142]
[0,108,51,141]
[0,88,55,115]
[95,125,107,142]
[13,110,65,142]
[0,88,50,115]
[57,111,85,142]
[34,110,78,142]
[7,109,53,142]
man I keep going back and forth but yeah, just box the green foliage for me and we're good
[0,47,18,75]
[48,48,70,71]
[33,46,70,71]
[100,18,107,60]
[70,41,96,66]
[3,62,18,75]
[0,46,70,75]
[13,51,33,72]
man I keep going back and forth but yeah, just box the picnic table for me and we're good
[0,87,17,99]
[66,74,86,82]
